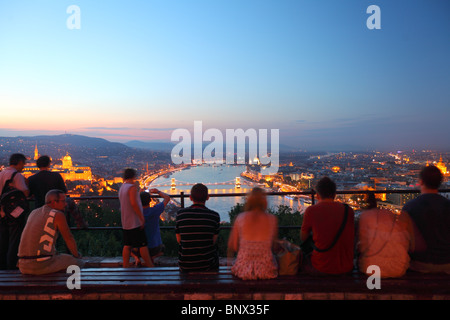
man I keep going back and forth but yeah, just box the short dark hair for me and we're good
[45,189,66,204]
[9,153,26,166]
[315,176,336,199]
[36,155,51,168]
[190,183,208,203]
[420,165,443,190]
[123,168,137,180]
[140,191,151,206]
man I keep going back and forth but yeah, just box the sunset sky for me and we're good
[0,0,449,151]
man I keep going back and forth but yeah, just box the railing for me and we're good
[67,188,450,231]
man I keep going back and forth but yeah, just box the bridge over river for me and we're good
[150,177,248,189]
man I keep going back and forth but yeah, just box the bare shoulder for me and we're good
[235,211,248,223]
[127,184,138,195]
[53,210,67,223]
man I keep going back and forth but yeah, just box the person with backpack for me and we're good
[0,153,30,270]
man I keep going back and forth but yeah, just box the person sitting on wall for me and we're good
[17,189,84,275]
[300,177,355,275]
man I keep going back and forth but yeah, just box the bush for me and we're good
[62,201,303,258]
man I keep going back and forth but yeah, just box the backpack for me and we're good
[0,171,29,219]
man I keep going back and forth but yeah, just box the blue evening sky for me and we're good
[0,0,449,151]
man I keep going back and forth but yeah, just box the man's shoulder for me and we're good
[118,183,134,195]
[154,202,165,210]
[30,170,62,184]
[179,205,218,213]
[0,167,14,174]
[1,168,27,190]
[403,196,421,211]
[48,171,63,179]
[403,194,448,211]
[143,206,151,214]
[306,201,345,213]
[29,205,62,218]
[0,167,18,179]
[305,202,353,222]
[144,203,163,215]
[28,170,45,182]
[27,172,37,182]
[27,206,43,218]
[30,169,60,179]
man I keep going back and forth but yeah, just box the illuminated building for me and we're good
[427,156,448,176]
[436,156,448,175]
[387,192,417,206]
[301,173,314,180]
[289,173,301,181]
[54,152,92,181]
[22,146,92,181]
[331,166,341,173]
[34,144,39,161]
[62,153,73,168]
[22,164,39,178]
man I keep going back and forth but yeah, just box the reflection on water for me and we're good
[149,165,304,222]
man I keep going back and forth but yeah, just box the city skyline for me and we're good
[1,1,449,151]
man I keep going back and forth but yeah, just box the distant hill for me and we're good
[125,140,175,152]
[0,134,170,177]
[0,134,132,159]
[30,134,128,150]
[126,140,299,153]
[0,134,303,176]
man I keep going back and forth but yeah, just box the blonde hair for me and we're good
[244,187,268,212]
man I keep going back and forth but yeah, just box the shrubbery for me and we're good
[58,201,303,257]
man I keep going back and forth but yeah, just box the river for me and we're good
[148,164,305,222]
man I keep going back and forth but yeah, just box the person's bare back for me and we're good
[237,211,277,242]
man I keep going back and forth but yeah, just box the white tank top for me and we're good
[18,205,58,261]
[118,183,143,230]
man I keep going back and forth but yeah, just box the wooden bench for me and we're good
[0,266,449,300]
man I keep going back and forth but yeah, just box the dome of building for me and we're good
[62,152,73,169]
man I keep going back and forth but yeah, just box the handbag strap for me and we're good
[313,204,349,253]
[1,171,18,196]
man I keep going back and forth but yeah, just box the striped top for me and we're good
[175,204,220,272]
